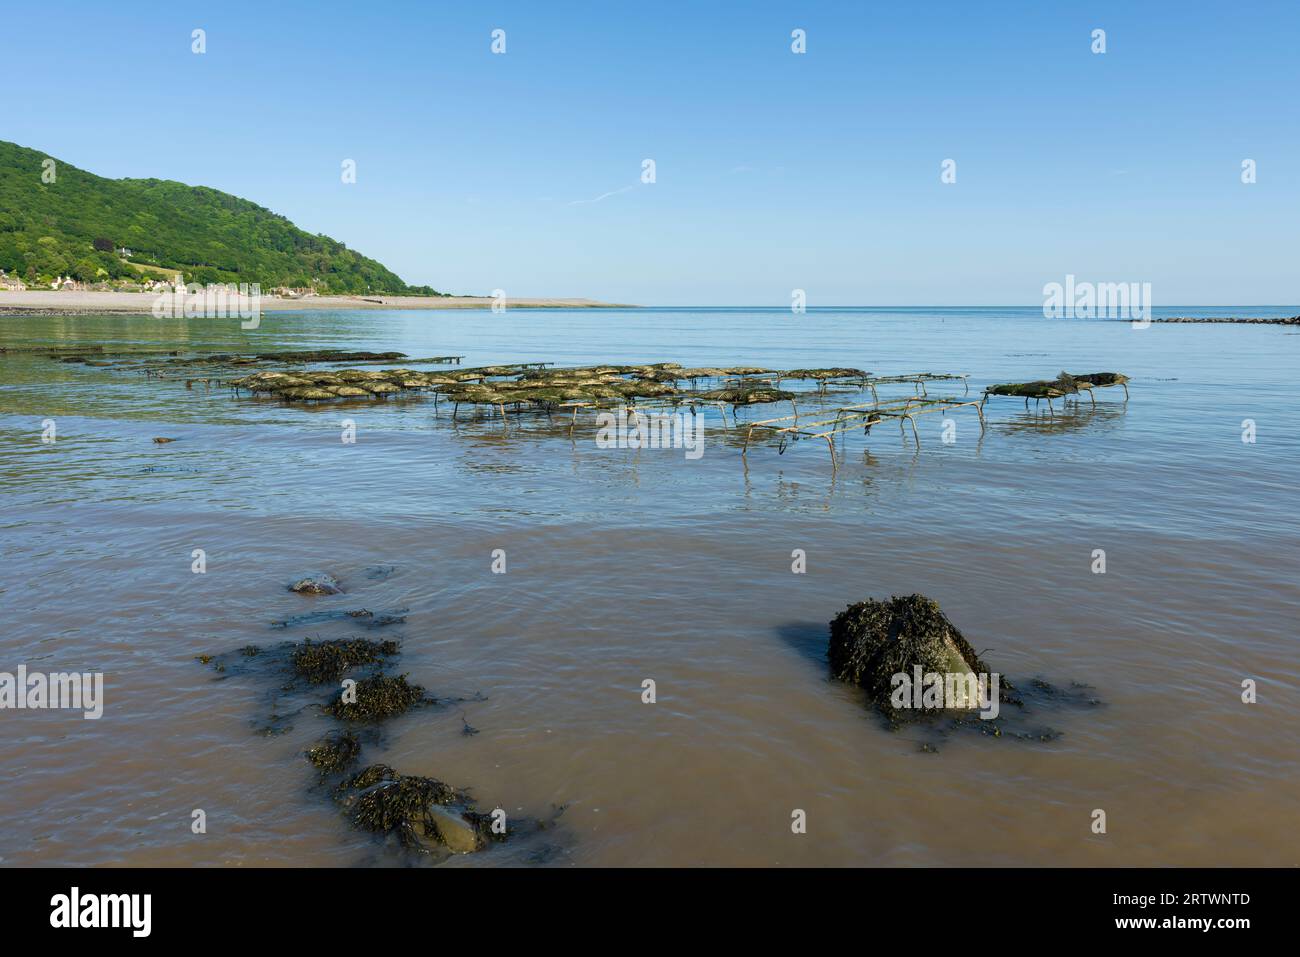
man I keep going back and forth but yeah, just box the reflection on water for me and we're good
[992,402,1129,436]
[1,307,1298,867]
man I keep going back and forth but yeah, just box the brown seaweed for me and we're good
[828,594,1017,720]
[323,673,431,721]
[306,729,362,774]
[290,637,400,683]
[333,764,493,853]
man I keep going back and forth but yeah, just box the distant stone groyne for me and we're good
[1154,315,1300,325]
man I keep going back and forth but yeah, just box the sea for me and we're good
[1,305,1296,866]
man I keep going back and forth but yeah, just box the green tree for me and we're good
[0,138,444,295]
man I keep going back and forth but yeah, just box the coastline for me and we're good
[0,290,635,316]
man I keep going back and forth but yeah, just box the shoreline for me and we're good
[0,290,635,316]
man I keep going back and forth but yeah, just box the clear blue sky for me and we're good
[3,1,1296,305]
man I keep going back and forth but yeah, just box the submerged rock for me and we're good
[420,805,482,854]
[828,594,1013,719]
[289,573,342,596]
[324,673,429,721]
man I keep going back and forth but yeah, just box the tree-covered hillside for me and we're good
[0,140,440,294]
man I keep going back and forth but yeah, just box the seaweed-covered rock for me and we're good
[335,764,485,852]
[828,594,1010,717]
[324,673,429,721]
[306,730,361,773]
[289,573,342,595]
[291,637,399,683]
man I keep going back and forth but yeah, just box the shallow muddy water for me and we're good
[1,306,1298,866]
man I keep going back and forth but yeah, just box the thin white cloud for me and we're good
[568,183,636,206]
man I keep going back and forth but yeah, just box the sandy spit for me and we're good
[0,290,634,315]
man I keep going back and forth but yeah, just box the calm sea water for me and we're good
[1,306,1298,866]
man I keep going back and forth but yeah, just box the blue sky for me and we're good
[3,1,1297,304]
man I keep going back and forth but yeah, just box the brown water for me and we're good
[1,307,1298,867]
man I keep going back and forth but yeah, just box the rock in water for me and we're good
[828,594,1003,716]
[336,765,484,853]
[417,805,482,854]
[289,573,342,595]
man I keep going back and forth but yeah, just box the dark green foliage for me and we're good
[306,730,362,774]
[291,637,399,684]
[0,139,440,294]
[324,673,428,721]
